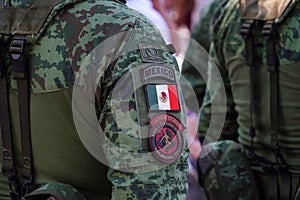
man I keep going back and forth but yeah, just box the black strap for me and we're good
[262,20,285,168]
[241,19,292,200]
[0,36,22,200]
[240,19,256,150]
[262,20,280,157]
[263,20,291,200]
[0,36,21,200]
[10,34,34,196]
[240,21,282,199]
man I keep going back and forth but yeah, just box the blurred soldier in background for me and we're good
[186,0,300,199]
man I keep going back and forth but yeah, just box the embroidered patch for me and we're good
[149,114,184,163]
[139,43,163,63]
[141,65,176,82]
[146,84,180,111]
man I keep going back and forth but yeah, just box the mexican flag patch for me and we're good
[146,84,180,111]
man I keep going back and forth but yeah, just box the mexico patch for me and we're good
[149,114,184,163]
[146,84,180,111]
[141,65,176,83]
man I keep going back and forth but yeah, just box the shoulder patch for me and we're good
[149,114,184,163]
[141,64,176,83]
[139,43,163,63]
[145,84,180,111]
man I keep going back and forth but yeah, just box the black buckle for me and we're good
[10,35,25,61]
[262,20,279,67]
[262,21,274,40]
[9,35,27,79]
[240,20,255,66]
[240,20,254,39]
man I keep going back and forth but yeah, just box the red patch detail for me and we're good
[149,114,184,163]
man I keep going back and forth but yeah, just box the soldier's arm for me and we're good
[197,43,238,143]
[95,15,189,200]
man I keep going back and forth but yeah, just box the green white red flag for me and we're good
[146,84,180,111]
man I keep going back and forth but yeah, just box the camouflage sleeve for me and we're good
[58,1,188,199]
[198,45,238,143]
[95,12,189,200]
[71,7,188,199]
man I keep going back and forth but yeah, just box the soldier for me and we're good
[0,0,189,199]
[194,0,300,199]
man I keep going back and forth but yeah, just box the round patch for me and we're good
[149,114,184,163]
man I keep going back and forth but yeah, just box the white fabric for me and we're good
[126,0,172,44]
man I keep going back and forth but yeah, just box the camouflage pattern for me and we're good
[24,182,86,200]
[180,0,216,113]
[0,0,188,199]
[180,0,239,142]
[198,140,259,200]
[198,0,300,198]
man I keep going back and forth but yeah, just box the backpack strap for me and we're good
[239,1,293,199]
[0,36,22,200]
[262,20,291,200]
[240,19,256,151]
[10,34,34,196]
[262,20,282,167]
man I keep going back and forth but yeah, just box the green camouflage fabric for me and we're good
[198,0,300,198]
[24,182,86,200]
[198,140,259,200]
[0,0,189,199]
[180,0,217,113]
[180,0,239,142]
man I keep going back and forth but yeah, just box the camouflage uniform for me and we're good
[0,0,189,199]
[198,0,300,199]
[180,0,239,142]
[180,0,214,114]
